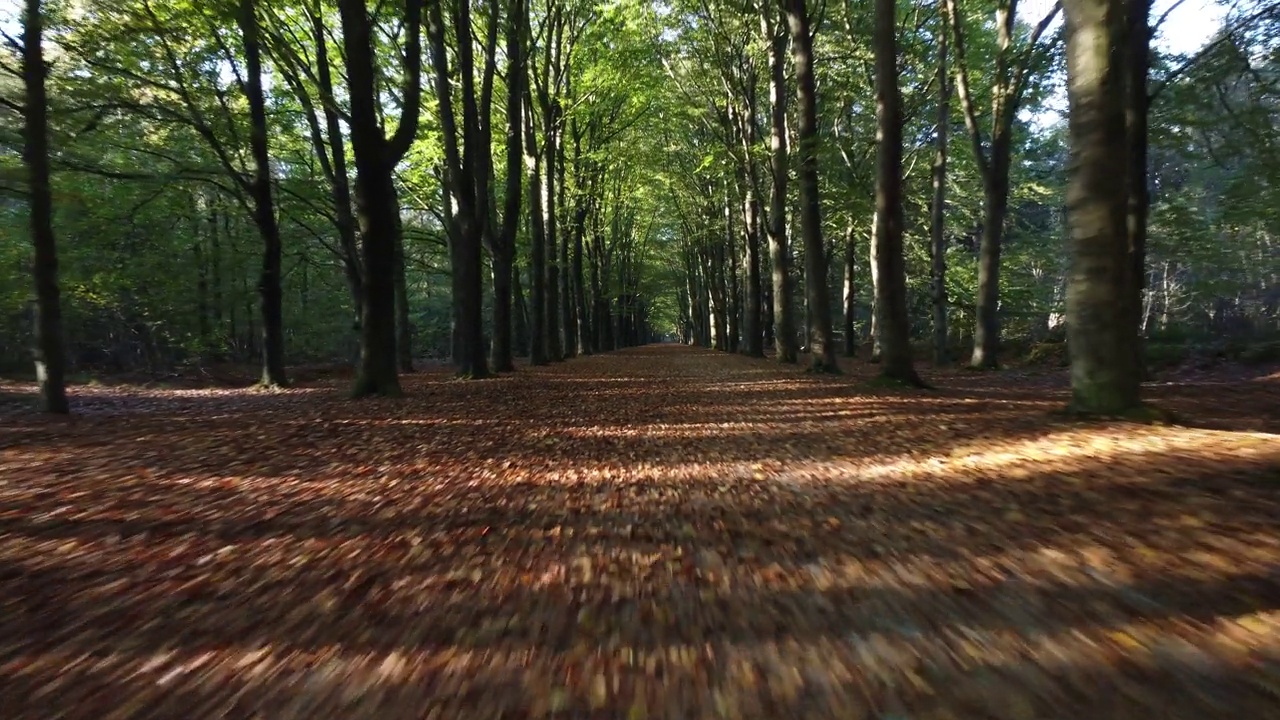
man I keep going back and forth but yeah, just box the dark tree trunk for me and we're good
[524,87,548,365]
[22,0,67,413]
[513,260,530,355]
[1064,0,1140,414]
[489,0,523,373]
[545,119,562,362]
[739,90,764,357]
[841,221,857,357]
[1127,0,1150,377]
[340,0,423,396]
[931,0,952,365]
[557,127,575,358]
[239,0,287,388]
[763,9,797,363]
[787,0,838,373]
[873,0,924,386]
[393,209,413,372]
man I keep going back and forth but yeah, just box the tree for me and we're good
[762,4,797,363]
[339,0,423,395]
[873,0,924,386]
[1063,0,1140,414]
[786,0,838,373]
[931,0,952,365]
[947,0,1061,368]
[20,0,68,413]
[236,0,287,387]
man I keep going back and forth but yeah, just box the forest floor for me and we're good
[1,345,1279,719]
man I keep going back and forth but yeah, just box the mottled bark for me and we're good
[1063,0,1141,413]
[22,0,68,413]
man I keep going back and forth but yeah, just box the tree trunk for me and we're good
[544,104,563,362]
[1127,0,1150,377]
[763,9,797,363]
[1063,0,1140,414]
[393,209,413,372]
[239,0,288,388]
[22,0,67,413]
[489,0,523,373]
[513,260,530,355]
[873,0,924,385]
[970,170,1007,368]
[787,0,838,374]
[524,89,548,365]
[868,210,882,361]
[449,217,489,378]
[558,135,575,358]
[340,0,422,397]
[842,221,857,356]
[931,1,952,365]
[740,115,764,357]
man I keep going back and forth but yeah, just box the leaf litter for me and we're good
[0,345,1279,719]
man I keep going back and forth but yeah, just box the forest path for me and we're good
[2,345,1280,718]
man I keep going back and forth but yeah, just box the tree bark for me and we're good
[341,0,423,396]
[1127,0,1150,378]
[1063,0,1141,414]
[841,221,857,356]
[22,0,68,413]
[787,0,838,373]
[763,8,797,363]
[393,209,413,372]
[238,0,288,388]
[489,0,524,373]
[874,0,924,385]
[931,0,952,365]
[524,82,548,365]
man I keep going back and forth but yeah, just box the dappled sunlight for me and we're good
[2,346,1279,718]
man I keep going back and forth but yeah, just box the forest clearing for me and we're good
[1,346,1279,718]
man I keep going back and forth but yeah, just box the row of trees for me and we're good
[5,0,1278,414]
[662,0,1278,412]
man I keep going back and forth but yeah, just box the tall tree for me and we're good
[339,0,424,395]
[21,0,68,413]
[490,0,525,372]
[931,0,952,364]
[1063,0,1140,413]
[786,0,838,372]
[873,0,924,386]
[1126,0,1149,377]
[237,0,287,388]
[947,0,1061,368]
[762,5,797,363]
[425,0,496,378]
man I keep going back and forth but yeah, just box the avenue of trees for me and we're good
[3,0,1278,414]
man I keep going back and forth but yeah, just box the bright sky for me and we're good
[0,0,1227,52]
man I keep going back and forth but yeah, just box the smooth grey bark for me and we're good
[22,0,68,413]
[1063,0,1141,413]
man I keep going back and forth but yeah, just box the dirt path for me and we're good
[2,345,1279,719]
